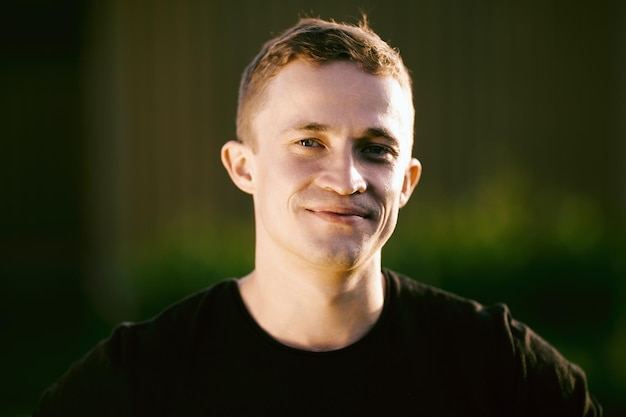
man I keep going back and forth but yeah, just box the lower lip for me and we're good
[308,210,366,224]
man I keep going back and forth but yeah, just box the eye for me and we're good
[299,139,319,147]
[363,144,396,160]
[290,138,325,156]
[364,145,389,155]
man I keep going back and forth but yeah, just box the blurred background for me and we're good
[2,0,624,415]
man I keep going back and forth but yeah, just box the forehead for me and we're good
[252,60,414,147]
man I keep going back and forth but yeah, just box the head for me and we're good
[236,16,414,151]
[223,16,421,272]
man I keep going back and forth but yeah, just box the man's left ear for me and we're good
[399,158,422,208]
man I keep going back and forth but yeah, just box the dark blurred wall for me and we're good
[81,0,626,257]
[1,2,90,416]
[2,1,624,416]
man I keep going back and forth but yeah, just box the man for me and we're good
[34,16,601,416]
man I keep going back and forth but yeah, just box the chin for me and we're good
[301,244,372,271]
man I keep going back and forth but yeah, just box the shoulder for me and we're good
[113,279,237,341]
[383,268,602,416]
[384,268,572,365]
[33,279,238,416]
[383,268,517,369]
[101,279,238,371]
[384,268,511,332]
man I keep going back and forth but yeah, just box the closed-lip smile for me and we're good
[306,205,371,219]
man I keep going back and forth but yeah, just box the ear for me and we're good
[398,158,422,208]
[221,140,256,195]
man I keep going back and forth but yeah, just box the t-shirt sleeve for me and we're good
[32,326,133,417]
[505,313,602,416]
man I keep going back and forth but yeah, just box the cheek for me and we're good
[276,154,320,186]
[255,154,314,201]
[372,168,406,200]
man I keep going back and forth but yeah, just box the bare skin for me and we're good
[237,268,385,351]
[222,60,421,351]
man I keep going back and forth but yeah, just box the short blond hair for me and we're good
[236,17,413,148]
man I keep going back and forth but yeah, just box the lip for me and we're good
[305,206,371,223]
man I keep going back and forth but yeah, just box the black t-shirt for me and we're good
[33,269,601,416]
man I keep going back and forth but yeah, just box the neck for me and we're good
[238,259,385,352]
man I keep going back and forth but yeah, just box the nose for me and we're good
[315,150,367,195]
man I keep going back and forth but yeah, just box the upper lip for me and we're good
[307,205,371,218]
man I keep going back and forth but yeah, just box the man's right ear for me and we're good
[221,140,256,195]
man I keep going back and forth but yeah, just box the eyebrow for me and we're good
[284,122,329,134]
[360,127,399,147]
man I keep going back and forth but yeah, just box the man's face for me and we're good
[227,60,420,272]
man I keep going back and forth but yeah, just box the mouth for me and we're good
[306,206,371,223]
